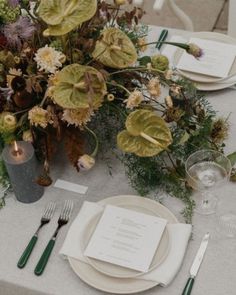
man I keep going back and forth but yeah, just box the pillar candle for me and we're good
[2,141,44,203]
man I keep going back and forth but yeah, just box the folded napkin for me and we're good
[59,201,192,286]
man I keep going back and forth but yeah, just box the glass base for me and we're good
[216,212,236,238]
[194,196,217,215]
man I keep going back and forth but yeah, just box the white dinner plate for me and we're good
[173,32,236,88]
[68,195,178,294]
[82,204,170,278]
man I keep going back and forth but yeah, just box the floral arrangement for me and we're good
[0,0,233,221]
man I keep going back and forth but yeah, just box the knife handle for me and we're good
[182,277,195,295]
[156,29,168,49]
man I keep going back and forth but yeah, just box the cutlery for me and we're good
[34,200,73,276]
[156,29,168,50]
[17,202,56,269]
[182,232,209,295]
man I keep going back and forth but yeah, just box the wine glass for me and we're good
[185,149,231,215]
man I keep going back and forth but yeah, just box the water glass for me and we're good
[185,149,231,215]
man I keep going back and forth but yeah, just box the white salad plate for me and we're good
[68,195,178,294]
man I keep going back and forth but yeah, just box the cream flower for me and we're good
[62,108,94,127]
[147,77,161,98]
[165,69,173,80]
[34,45,65,73]
[165,95,173,108]
[124,90,144,109]
[22,130,33,142]
[137,37,147,52]
[77,154,95,170]
[28,106,53,128]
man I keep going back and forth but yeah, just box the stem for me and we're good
[106,81,131,95]
[109,67,164,76]
[166,151,177,170]
[84,126,99,157]
[139,41,189,51]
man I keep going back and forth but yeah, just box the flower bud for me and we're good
[151,54,169,71]
[78,154,95,171]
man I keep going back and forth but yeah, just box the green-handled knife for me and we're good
[182,232,210,295]
[156,29,168,50]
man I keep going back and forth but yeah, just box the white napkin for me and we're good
[59,201,192,286]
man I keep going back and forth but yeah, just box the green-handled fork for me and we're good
[34,200,73,276]
[17,202,56,269]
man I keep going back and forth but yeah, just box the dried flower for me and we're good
[147,77,161,98]
[34,45,65,73]
[62,108,94,127]
[3,16,35,49]
[210,118,229,144]
[7,0,19,8]
[124,90,143,109]
[165,95,173,108]
[7,67,22,88]
[22,130,33,142]
[137,37,147,52]
[165,69,173,80]
[187,43,203,59]
[28,106,53,128]
[77,154,95,170]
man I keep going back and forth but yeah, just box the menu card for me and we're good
[177,37,236,78]
[84,205,167,272]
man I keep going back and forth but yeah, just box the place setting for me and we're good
[160,31,236,91]
[59,195,192,294]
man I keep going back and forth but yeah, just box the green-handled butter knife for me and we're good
[156,29,168,50]
[182,232,210,295]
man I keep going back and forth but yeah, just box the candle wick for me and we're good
[12,148,23,157]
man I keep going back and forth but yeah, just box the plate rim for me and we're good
[68,195,178,294]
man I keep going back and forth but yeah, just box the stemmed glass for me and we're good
[185,149,231,215]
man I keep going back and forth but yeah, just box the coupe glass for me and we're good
[185,149,231,215]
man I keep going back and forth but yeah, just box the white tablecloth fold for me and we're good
[59,201,192,286]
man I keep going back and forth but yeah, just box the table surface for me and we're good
[1,27,236,295]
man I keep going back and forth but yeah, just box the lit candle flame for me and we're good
[13,141,19,153]
[12,141,22,157]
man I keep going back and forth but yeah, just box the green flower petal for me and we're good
[38,0,97,36]
[53,64,106,109]
[92,28,137,69]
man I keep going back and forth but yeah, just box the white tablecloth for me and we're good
[1,27,236,295]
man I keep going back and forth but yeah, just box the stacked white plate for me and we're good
[68,195,178,294]
[173,32,236,91]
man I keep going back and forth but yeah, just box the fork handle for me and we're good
[34,239,55,276]
[17,235,38,269]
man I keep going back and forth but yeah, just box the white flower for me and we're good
[124,90,144,109]
[77,154,95,170]
[34,45,65,73]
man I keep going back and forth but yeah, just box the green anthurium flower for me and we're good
[52,64,107,109]
[92,28,137,69]
[117,110,172,157]
[38,0,97,36]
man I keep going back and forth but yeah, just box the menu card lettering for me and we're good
[84,205,167,272]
